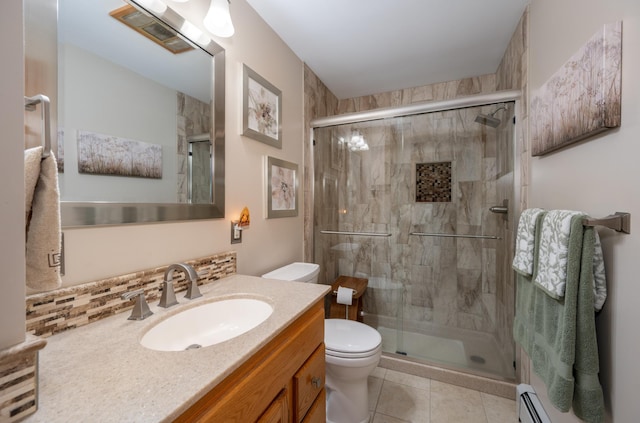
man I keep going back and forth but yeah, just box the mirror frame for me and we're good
[60,1,225,227]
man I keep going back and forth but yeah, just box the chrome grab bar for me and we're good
[409,232,501,240]
[24,94,52,158]
[320,230,392,237]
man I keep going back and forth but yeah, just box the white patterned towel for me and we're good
[534,210,608,310]
[512,208,545,276]
[593,231,607,311]
[534,210,584,299]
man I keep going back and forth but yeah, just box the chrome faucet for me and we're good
[159,263,201,308]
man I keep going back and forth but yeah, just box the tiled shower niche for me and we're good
[416,161,452,202]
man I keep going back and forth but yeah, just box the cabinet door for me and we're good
[293,344,325,421]
[257,389,289,423]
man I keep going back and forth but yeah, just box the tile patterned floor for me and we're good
[367,368,516,423]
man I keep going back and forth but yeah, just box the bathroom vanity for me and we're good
[24,275,329,423]
[176,300,326,422]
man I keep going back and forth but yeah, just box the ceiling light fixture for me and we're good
[203,0,235,38]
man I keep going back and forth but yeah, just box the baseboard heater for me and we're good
[517,384,551,423]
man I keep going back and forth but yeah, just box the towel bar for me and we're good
[24,94,52,158]
[410,232,501,240]
[321,230,392,237]
[583,212,630,234]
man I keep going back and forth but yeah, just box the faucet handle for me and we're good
[121,289,153,320]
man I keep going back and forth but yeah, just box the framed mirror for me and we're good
[57,0,225,227]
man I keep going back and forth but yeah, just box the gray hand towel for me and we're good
[25,146,62,292]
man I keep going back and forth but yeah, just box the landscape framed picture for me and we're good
[243,64,282,148]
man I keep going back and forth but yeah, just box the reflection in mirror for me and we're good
[188,134,212,204]
[57,0,225,226]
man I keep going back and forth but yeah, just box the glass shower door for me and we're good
[313,102,516,381]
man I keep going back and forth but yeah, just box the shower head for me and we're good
[474,114,501,128]
[474,105,507,128]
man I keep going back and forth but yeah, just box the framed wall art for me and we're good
[77,130,162,178]
[266,156,298,218]
[243,64,282,148]
[531,21,622,156]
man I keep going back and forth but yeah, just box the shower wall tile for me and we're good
[303,63,339,264]
[457,268,482,313]
[176,93,210,203]
[456,238,483,270]
[482,247,497,294]
[457,181,483,227]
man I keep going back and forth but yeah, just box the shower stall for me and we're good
[312,93,519,381]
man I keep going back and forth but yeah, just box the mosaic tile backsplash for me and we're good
[416,161,452,202]
[26,251,236,338]
[0,343,40,422]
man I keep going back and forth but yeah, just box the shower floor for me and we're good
[373,324,514,380]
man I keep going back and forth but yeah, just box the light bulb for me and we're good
[203,0,235,38]
[180,20,210,45]
[135,0,167,14]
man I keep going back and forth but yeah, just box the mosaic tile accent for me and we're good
[416,162,452,202]
[0,336,45,422]
[26,251,236,338]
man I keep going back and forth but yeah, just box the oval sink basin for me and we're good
[141,298,273,351]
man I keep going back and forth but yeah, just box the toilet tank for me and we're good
[261,262,320,284]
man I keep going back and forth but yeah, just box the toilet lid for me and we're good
[324,319,382,354]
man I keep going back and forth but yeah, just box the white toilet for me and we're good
[262,263,382,423]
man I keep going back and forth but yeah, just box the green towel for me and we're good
[513,214,604,422]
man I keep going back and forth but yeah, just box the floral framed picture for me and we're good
[266,156,298,218]
[243,64,282,148]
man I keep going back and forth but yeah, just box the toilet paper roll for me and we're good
[336,286,354,306]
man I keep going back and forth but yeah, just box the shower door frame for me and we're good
[309,89,522,381]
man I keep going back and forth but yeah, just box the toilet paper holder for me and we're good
[331,288,358,296]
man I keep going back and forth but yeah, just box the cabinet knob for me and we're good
[311,376,322,389]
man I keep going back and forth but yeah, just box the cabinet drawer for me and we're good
[301,388,325,423]
[257,389,289,423]
[293,344,325,421]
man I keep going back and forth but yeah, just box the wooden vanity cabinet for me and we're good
[175,299,326,423]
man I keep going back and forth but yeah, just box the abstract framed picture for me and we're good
[243,64,282,148]
[531,21,622,156]
[266,156,298,218]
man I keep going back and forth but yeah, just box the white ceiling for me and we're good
[246,0,529,99]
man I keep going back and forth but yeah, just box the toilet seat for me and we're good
[324,319,382,358]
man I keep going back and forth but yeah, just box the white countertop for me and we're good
[24,275,329,423]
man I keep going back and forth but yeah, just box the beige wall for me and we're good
[0,0,26,349]
[61,0,305,285]
[529,0,640,421]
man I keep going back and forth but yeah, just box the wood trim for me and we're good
[175,300,324,422]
